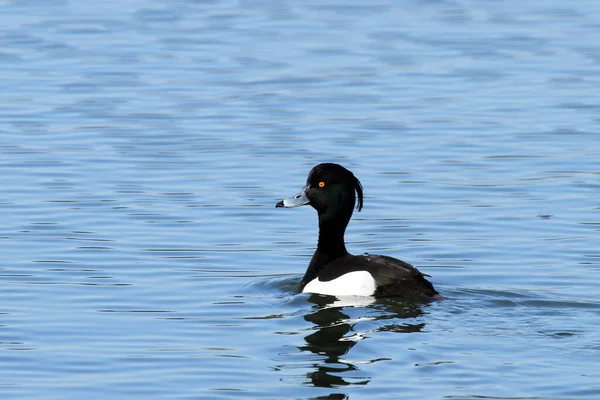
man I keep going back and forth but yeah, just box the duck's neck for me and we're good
[316,218,348,257]
[300,215,350,290]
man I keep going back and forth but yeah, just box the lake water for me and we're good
[1,1,600,399]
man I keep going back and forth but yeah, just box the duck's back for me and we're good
[313,254,441,300]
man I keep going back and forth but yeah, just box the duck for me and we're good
[276,163,441,301]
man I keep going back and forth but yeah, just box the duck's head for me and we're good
[276,163,363,222]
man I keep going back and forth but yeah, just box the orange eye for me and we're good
[318,181,325,188]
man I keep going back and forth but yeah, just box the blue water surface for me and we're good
[1,1,600,399]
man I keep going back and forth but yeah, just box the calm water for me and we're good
[2,1,600,399]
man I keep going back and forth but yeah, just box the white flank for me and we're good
[302,270,376,297]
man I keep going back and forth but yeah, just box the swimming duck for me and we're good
[276,163,441,301]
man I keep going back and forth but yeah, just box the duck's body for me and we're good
[301,254,439,300]
[276,163,441,301]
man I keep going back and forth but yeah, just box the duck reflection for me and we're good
[300,294,427,389]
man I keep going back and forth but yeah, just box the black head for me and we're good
[305,163,363,214]
[276,163,363,223]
